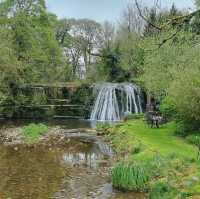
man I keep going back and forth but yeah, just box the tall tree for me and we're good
[0,0,67,83]
[55,18,102,78]
[195,0,200,8]
[120,2,145,35]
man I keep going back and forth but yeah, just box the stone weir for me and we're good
[0,83,93,119]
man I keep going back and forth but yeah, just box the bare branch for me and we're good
[157,30,179,48]
[135,0,162,31]
[162,9,200,28]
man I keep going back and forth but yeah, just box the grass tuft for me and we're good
[112,162,150,191]
[22,123,48,142]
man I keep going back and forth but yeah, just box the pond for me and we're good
[0,119,146,199]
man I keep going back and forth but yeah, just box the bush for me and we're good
[149,181,177,199]
[186,135,200,159]
[168,65,200,130]
[186,135,200,147]
[174,119,200,137]
[174,121,187,136]
[131,144,142,155]
[22,123,48,142]
[160,96,176,120]
[111,163,150,191]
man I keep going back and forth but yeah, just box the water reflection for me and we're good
[62,152,104,168]
[0,127,145,199]
[59,139,109,168]
[0,145,65,199]
[0,139,110,199]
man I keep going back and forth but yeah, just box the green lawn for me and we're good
[114,120,197,160]
[109,119,200,195]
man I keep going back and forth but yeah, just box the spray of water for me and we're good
[90,83,142,121]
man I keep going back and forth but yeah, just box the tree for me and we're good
[169,3,178,17]
[120,2,145,35]
[195,0,200,8]
[0,0,46,16]
[100,21,115,49]
[55,18,102,78]
[114,31,144,79]
[0,0,71,117]
[0,0,67,83]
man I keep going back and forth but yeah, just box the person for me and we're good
[152,112,160,128]
[146,111,162,128]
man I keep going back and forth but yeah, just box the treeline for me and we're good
[0,0,68,114]
[1,0,200,133]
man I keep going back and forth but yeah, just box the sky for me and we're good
[46,0,195,22]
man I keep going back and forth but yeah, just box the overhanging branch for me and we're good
[135,0,162,31]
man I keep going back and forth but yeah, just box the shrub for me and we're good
[131,145,142,155]
[149,181,177,199]
[168,65,200,131]
[111,163,150,191]
[160,96,176,120]
[186,135,200,147]
[186,135,200,159]
[174,119,200,137]
[22,123,48,142]
[174,121,187,136]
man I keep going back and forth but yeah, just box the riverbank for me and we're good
[101,119,200,198]
[0,124,96,146]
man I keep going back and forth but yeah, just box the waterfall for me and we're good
[90,83,142,121]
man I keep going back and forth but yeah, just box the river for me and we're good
[0,119,146,199]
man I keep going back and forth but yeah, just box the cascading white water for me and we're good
[90,83,142,121]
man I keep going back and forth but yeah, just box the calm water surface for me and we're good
[0,119,146,199]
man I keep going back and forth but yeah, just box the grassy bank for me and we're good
[101,119,200,198]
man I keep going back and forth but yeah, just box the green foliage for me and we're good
[130,143,142,155]
[168,55,200,123]
[186,134,200,159]
[195,0,200,8]
[118,33,145,78]
[96,122,112,131]
[112,163,149,191]
[22,123,48,142]
[186,135,200,147]
[0,0,72,117]
[125,113,144,120]
[108,120,199,196]
[109,120,197,159]
[99,46,130,82]
[71,84,92,105]
[141,29,200,131]
[149,181,177,199]
[160,96,176,119]
[174,121,187,136]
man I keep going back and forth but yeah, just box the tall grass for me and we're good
[112,163,150,191]
[22,123,48,142]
